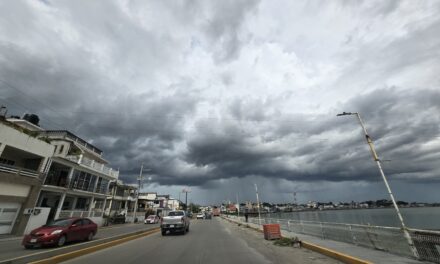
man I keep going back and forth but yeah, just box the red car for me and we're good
[22,217,97,249]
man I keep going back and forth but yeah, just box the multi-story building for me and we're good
[167,198,180,211]
[36,130,119,226]
[105,180,137,221]
[0,117,54,235]
[137,192,157,212]
[137,193,179,218]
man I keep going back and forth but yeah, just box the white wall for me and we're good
[0,182,30,198]
[90,217,104,226]
[0,123,54,158]
[24,207,51,235]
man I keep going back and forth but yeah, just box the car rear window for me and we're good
[168,211,184,216]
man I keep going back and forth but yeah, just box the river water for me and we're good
[265,207,440,230]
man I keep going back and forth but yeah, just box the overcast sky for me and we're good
[1,0,439,204]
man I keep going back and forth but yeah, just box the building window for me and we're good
[0,158,15,166]
[75,198,88,210]
[94,200,104,209]
[95,177,109,194]
[70,170,97,192]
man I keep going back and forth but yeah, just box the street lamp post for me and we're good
[337,112,419,259]
[254,183,262,225]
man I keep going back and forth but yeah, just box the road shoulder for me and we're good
[219,217,342,264]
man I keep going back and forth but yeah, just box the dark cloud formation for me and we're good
[1,0,439,203]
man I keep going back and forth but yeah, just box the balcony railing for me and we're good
[0,163,42,179]
[59,210,103,218]
[65,155,119,179]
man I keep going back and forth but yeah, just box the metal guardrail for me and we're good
[244,217,440,263]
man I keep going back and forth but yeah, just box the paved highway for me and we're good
[63,218,340,264]
[0,223,158,263]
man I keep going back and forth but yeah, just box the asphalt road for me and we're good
[0,223,158,263]
[63,218,340,264]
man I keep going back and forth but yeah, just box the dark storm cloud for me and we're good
[201,0,260,62]
[1,1,439,203]
[183,88,440,186]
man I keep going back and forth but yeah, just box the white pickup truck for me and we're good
[160,210,190,236]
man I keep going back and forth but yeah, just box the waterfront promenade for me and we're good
[225,215,426,264]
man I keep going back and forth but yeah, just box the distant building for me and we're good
[105,180,137,220]
[227,204,237,213]
[136,193,179,218]
[167,199,180,211]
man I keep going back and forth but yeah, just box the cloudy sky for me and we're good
[1,0,439,204]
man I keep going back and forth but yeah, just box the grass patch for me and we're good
[274,237,301,247]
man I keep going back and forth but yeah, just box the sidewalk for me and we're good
[224,216,425,264]
[0,234,21,242]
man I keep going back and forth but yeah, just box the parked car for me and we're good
[196,213,205,219]
[22,218,97,249]
[144,215,160,224]
[161,210,190,235]
[205,212,212,219]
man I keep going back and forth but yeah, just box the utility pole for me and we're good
[337,112,419,259]
[133,163,143,222]
[182,188,191,211]
[254,183,262,225]
[236,193,240,218]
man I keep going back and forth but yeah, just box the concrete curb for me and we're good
[28,227,160,264]
[221,217,372,264]
[301,241,372,264]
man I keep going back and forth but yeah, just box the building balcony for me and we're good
[44,174,69,188]
[0,163,43,180]
[65,155,119,179]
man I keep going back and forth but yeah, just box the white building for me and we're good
[0,118,54,235]
[104,180,137,220]
[167,198,180,211]
[35,130,119,226]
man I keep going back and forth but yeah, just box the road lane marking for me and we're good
[0,227,159,264]
[28,227,160,264]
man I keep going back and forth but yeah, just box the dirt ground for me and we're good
[220,218,342,264]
